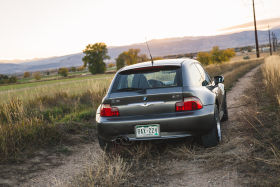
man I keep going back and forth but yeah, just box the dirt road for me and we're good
[0,66,260,187]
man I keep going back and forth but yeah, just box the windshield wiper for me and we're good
[117,87,145,92]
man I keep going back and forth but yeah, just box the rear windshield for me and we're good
[111,66,182,92]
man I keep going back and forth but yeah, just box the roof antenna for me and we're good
[145,37,154,66]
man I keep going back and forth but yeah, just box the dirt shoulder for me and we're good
[0,129,100,186]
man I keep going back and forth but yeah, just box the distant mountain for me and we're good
[0,53,85,75]
[109,28,280,58]
[1,28,280,75]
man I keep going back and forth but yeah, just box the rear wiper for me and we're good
[117,87,145,92]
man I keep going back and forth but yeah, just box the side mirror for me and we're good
[214,75,224,85]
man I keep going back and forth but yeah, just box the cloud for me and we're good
[220,17,280,32]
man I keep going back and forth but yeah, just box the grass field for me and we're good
[15,70,91,84]
[9,66,116,85]
[0,74,113,103]
[0,73,112,91]
[0,58,263,162]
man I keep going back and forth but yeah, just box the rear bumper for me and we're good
[96,104,215,142]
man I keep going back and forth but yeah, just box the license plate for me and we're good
[135,124,160,138]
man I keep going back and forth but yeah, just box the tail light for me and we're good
[175,97,203,112]
[100,104,120,117]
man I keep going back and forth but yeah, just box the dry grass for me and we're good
[237,66,280,185]
[254,55,280,169]
[205,58,263,78]
[74,152,132,187]
[262,55,280,106]
[168,144,196,160]
[70,142,169,187]
[0,78,110,161]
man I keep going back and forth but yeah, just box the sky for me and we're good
[0,0,280,60]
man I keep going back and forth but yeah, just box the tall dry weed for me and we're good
[239,67,280,185]
[75,152,132,187]
[262,55,280,106]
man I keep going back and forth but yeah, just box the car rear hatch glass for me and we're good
[109,65,183,116]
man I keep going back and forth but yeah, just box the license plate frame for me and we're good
[135,124,160,138]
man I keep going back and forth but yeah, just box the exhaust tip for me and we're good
[113,136,130,145]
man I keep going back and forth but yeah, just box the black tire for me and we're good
[98,136,112,151]
[221,92,228,122]
[201,104,221,147]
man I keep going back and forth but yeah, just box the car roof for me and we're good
[118,58,197,72]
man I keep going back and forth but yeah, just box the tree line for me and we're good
[1,43,237,85]
[82,43,236,74]
[0,74,17,84]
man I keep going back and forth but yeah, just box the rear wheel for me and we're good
[221,92,228,122]
[98,136,113,151]
[201,104,221,147]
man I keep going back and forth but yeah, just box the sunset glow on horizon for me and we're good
[1,0,280,60]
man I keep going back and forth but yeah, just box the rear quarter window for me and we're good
[195,63,212,86]
[188,64,203,86]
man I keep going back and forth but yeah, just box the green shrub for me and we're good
[58,68,69,77]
